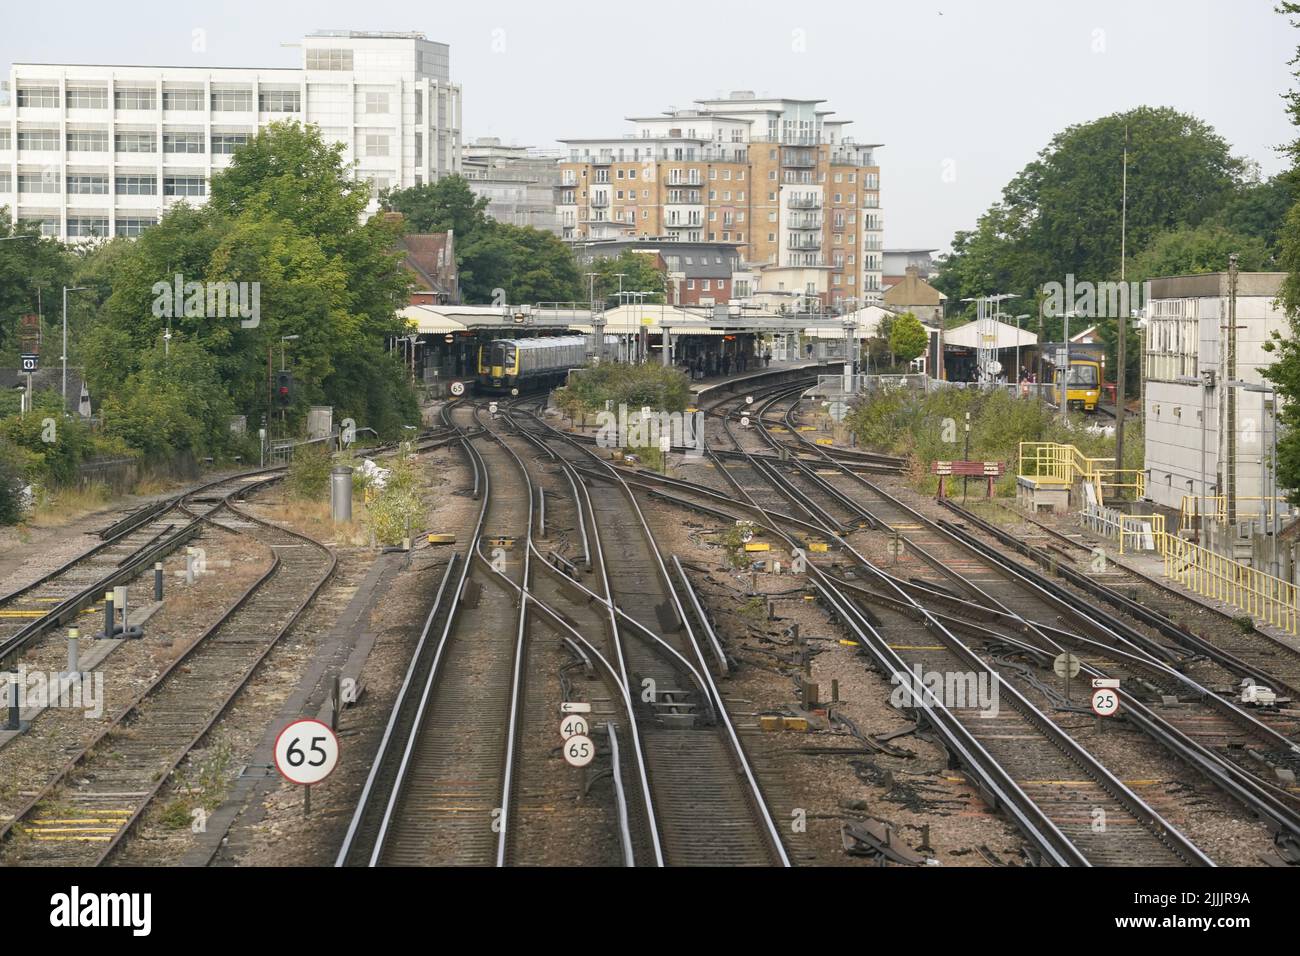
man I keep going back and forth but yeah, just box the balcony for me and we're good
[588,195,609,208]
[787,195,822,210]
[782,150,817,168]
[790,215,822,230]
[789,235,821,250]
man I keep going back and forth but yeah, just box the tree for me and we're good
[384,176,491,241]
[889,312,929,366]
[934,107,1248,332]
[1130,223,1273,285]
[591,250,667,305]
[0,212,76,355]
[1264,2,1300,497]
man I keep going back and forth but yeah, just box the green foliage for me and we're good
[1130,223,1274,285]
[0,212,77,355]
[847,387,1128,496]
[591,251,667,305]
[0,440,30,524]
[100,341,236,459]
[385,176,582,304]
[934,106,1249,334]
[889,312,929,365]
[287,443,333,500]
[1261,4,1300,497]
[0,396,94,488]
[82,122,417,445]
[555,364,691,415]
[365,454,425,546]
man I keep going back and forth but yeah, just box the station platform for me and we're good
[690,361,838,403]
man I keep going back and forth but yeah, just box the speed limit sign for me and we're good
[1090,687,1120,718]
[274,718,339,785]
[559,714,589,740]
[449,381,466,397]
[563,734,595,768]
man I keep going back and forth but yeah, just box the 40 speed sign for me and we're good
[274,718,339,785]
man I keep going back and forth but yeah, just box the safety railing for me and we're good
[1018,442,1145,501]
[1163,534,1299,635]
[1079,502,1164,554]
[1178,495,1294,535]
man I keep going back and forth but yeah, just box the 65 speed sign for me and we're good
[274,718,339,785]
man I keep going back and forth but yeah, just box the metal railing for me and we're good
[1080,502,1164,554]
[1178,495,1294,534]
[1164,534,1299,635]
[1018,442,1145,500]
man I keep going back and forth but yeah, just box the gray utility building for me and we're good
[1142,272,1289,541]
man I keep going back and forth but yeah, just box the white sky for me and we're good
[4,0,1294,250]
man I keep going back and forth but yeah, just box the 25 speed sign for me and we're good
[274,718,339,785]
[1090,687,1120,718]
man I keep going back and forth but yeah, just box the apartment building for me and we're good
[462,137,561,234]
[556,91,883,310]
[0,30,462,241]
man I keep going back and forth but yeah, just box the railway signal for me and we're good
[275,370,293,407]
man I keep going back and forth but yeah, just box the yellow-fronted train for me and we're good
[477,336,588,394]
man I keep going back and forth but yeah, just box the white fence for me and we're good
[1080,501,1162,553]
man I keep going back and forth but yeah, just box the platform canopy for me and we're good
[942,319,1037,350]
[803,305,895,340]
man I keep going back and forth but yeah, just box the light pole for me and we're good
[1012,313,1030,386]
[62,286,87,408]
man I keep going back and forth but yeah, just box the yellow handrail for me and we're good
[1018,442,1145,501]
[1163,534,1298,635]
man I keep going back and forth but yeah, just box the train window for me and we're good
[1066,364,1099,386]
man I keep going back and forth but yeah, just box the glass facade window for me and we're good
[259,89,301,112]
[67,217,109,238]
[66,87,108,109]
[211,88,253,111]
[115,217,157,237]
[163,176,206,196]
[212,133,250,154]
[115,88,157,110]
[163,132,205,153]
[163,88,205,111]
[306,48,354,70]
[68,175,109,194]
[67,130,108,151]
[115,131,157,153]
[115,175,158,195]
[17,87,59,108]
[17,129,59,150]
[17,173,60,193]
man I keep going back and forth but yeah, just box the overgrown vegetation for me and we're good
[286,443,333,500]
[553,364,692,421]
[364,454,427,546]
[847,386,1138,496]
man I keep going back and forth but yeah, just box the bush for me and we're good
[0,441,31,525]
[555,363,692,417]
[365,454,425,545]
[847,386,1129,496]
[286,443,332,500]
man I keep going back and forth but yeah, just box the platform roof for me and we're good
[942,319,1037,350]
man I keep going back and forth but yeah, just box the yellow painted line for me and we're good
[815,439,835,446]
[838,640,860,647]
[743,542,771,552]
[1021,780,1162,787]
[889,645,947,651]
[21,826,119,833]
[27,835,112,842]
[28,818,129,825]
[0,611,48,618]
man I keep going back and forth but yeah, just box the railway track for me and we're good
[0,470,285,667]
[509,399,790,866]
[683,383,1214,866]
[0,479,336,865]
